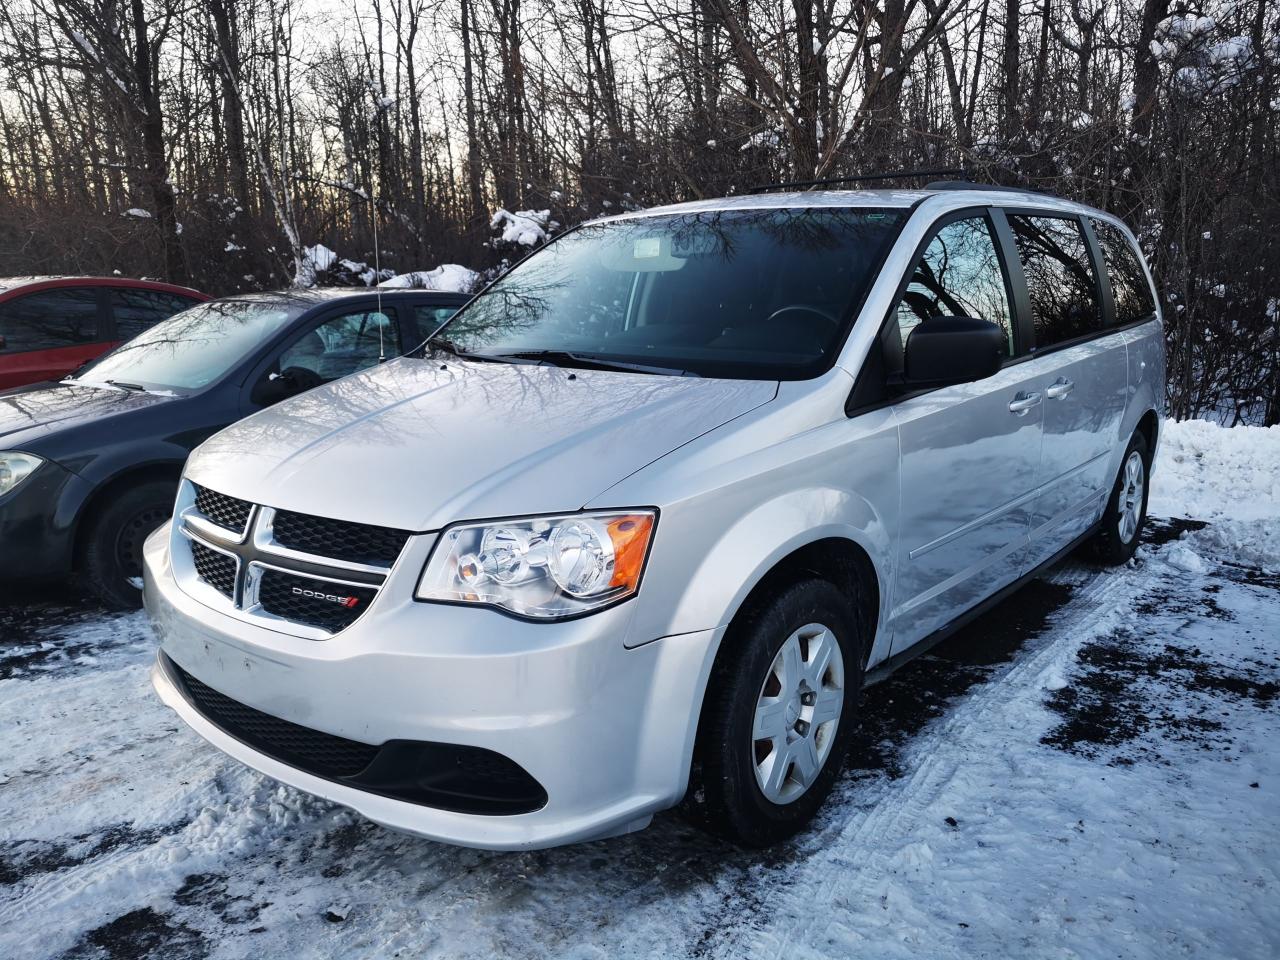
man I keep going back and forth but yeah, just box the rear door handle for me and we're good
[1008,391,1042,415]
[1045,378,1075,400]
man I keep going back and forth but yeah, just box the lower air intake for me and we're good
[164,654,547,815]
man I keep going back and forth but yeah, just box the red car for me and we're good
[0,277,209,390]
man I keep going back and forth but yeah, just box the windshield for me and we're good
[439,208,905,379]
[75,297,306,392]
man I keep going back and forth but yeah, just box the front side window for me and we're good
[1091,220,1156,326]
[75,297,305,392]
[278,309,400,382]
[1007,214,1101,349]
[439,209,906,380]
[892,216,1015,363]
[0,288,100,352]
[110,288,201,340]
[414,304,462,344]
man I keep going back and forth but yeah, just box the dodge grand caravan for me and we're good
[143,185,1164,849]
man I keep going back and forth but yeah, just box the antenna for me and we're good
[371,176,386,362]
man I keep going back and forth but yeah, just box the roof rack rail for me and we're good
[747,167,969,195]
[925,180,1045,195]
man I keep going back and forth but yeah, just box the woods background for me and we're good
[0,0,1276,423]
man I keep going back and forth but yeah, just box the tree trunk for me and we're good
[130,0,184,281]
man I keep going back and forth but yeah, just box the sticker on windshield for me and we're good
[634,237,661,259]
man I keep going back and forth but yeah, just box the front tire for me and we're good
[685,578,865,847]
[1092,431,1150,566]
[80,480,176,610]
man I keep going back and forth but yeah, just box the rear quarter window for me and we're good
[1091,220,1157,326]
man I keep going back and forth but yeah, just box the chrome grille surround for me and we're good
[171,480,410,638]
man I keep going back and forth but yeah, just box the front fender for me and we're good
[644,487,892,651]
[618,400,901,669]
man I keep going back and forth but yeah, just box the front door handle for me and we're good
[1008,391,1042,415]
[1046,378,1075,400]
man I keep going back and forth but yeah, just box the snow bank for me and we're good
[1151,418,1280,522]
[377,264,479,294]
[1152,418,1280,572]
[302,243,337,273]
[490,208,551,247]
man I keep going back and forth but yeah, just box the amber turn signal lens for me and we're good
[607,514,655,590]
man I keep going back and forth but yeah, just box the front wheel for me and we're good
[1092,432,1150,566]
[80,480,176,609]
[685,578,865,847]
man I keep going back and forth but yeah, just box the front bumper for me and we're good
[144,523,721,850]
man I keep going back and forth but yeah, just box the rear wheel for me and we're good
[1092,432,1150,566]
[80,480,176,609]
[685,578,865,847]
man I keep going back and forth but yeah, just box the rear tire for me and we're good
[685,578,865,847]
[80,480,176,610]
[1092,431,1150,566]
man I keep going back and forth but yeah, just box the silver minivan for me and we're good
[143,185,1164,849]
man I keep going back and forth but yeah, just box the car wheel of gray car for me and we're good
[80,480,176,610]
[685,577,864,847]
[1092,431,1150,566]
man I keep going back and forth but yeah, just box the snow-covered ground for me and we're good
[1,420,1277,959]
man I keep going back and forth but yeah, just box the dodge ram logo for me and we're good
[291,586,360,608]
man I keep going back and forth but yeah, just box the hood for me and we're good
[0,381,174,449]
[186,357,776,531]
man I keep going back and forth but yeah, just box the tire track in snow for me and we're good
[736,553,1164,960]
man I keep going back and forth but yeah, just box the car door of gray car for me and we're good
[1002,212,1129,567]
[885,211,1045,655]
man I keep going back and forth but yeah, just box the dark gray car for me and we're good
[0,288,468,607]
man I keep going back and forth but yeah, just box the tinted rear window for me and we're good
[1007,214,1102,349]
[1091,220,1156,326]
[111,288,201,340]
[0,287,100,352]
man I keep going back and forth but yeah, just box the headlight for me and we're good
[0,452,44,497]
[417,509,657,619]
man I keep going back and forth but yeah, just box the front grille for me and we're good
[172,658,378,778]
[272,510,411,568]
[190,541,237,598]
[257,568,378,632]
[194,484,253,534]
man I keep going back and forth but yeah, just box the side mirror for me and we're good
[0,334,7,351]
[252,366,324,406]
[252,369,298,406]
[902,316,1005,389]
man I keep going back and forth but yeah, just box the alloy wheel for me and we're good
[1118,450,1145,544]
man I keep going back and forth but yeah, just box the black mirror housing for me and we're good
[251,370,295,407]
[903,316,1005,388]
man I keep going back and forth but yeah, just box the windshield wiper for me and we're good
[425,337,532,366]
[494,350,699,377]
[105,379,149,392]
